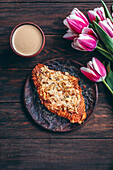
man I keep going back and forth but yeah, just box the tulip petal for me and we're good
[81,57,107,83]
[107,18,113,30]
[77,34,97,51]
[80,67,100,82]
[72,34,97,51]
[92,57,107,77]
[94,21,113,53]
[69,14,87,24]
[71,8,89,26]
[88,10,98,23]
[71,41,85,51]
[63,9,89,34]
[94,7,106,21]
[63,19,71,30]
[87,59,104,79]
[88,7,106,23]
[96,77,106,82]
[87,61,94,70]
[71,36,86,51]
[82,27,98,39]
[66,17,88,33]
[63,31,78,40]
[99,19,113,38]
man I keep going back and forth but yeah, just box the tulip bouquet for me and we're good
[63,0,113,95]
[63,0,113,62]
[81,57,113,95]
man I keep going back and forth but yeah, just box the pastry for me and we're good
[32,64,86,124]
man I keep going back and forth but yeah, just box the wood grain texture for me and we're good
[0,139,113,169]
[0,69,113,102]
[0,35,107,70]
[0,99,113,139]
[0,0,112,3]
[0,2,112,36]
[0,3,112,69]
[0,1,113,169]
[0,35,92,68]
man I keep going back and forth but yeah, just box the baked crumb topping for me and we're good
[32,64,86,124]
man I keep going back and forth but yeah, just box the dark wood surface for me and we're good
[0,0,113,169]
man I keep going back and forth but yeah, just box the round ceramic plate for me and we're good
[24,58,98,132]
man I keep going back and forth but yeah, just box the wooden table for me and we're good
[0,0,113,169]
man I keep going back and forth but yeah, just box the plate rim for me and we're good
[24,57,98,132]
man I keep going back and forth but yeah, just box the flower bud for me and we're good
[99,18,113,38]
[80,57,107,82]
[63,8,89,34]
[71,34,98,51]
[88,7,106,23]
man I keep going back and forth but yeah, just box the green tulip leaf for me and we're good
[89,23,97,34]
[101,0,113,22]
[96,16,99,23]
[96,46,113,61]
[89,23,94,29]
[93,21,113,53]
[105,61,113,91]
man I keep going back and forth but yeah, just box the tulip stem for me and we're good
[96,45,109,54]
[98,43,103,48]
[96,46,113,61]
[103,79,113,95]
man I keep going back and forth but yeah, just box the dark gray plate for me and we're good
[24,58,98,132]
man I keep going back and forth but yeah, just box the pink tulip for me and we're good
[88,7,106,23]
[63,8,89,34]
[82,27,98,39]
[63,29,79,40]
[99,18,113,38]
[80,57,106,82]
[71,33,98,51]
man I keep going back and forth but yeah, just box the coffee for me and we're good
[12,24,43,56]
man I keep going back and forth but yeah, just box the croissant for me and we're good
[32,63,86,124]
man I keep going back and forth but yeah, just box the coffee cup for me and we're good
[10,22,45,57]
